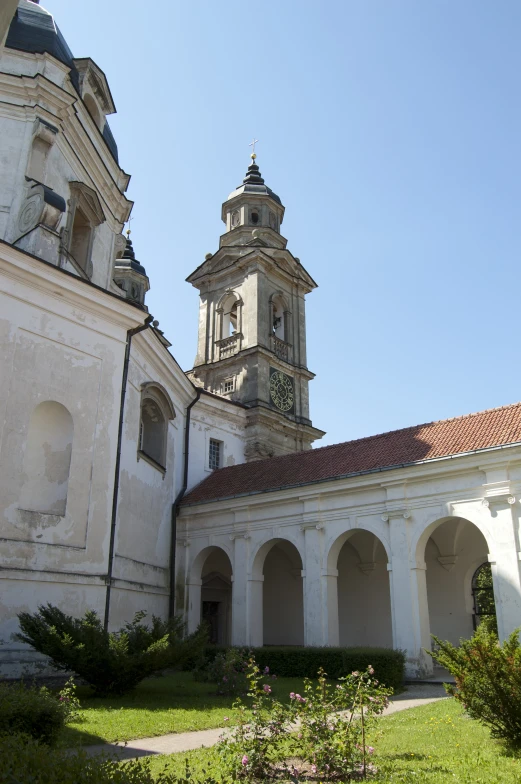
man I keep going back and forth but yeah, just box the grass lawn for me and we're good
[62,672,306,747]
[142,698,521,783]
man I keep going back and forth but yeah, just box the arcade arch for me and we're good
[420,517,494,646]
[252,538,304,646]
[329,529,392,648]
[188,546,232,645]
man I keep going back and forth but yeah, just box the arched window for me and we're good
[84,93,102,129]
[271,295,286,341]
[472,562,497,632]
[19,401,74,516]
[139,384,175,470]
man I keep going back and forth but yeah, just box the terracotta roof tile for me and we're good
[181,402,521,505]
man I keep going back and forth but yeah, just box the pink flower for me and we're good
[311,764,317,774]
[368,666,375,675]
[223,717,229,722]
[241,755,248,766]
[295,693,306,703]
[368,746,375,755]
[290,692,296,699]
[264,666,270,674]
[352,671,359,676]
[263,684,272,694]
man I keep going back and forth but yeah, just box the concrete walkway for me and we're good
[82,684,448,762]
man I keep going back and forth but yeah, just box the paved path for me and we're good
[82,684,448,762]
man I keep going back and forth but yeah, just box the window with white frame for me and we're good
[222,376,235,395]
[209,438,222,471]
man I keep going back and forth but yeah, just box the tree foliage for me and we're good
[430,624,521,747]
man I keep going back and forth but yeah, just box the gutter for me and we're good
[179,439,521,509]
[104,313,154,631]
[169,387,201,617]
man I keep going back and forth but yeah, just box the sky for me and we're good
[46,0,521,446]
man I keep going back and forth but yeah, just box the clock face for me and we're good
[269,369,294,412]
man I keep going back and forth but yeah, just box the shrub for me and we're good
[201,645,405,691]
[216,657,392,781]
[430,624,521,747]
[0,679,78,745]
[15,605,207,696]
[194,648,250,695]
[0,734,218,784]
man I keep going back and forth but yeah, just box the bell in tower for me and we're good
[186,150,325,460]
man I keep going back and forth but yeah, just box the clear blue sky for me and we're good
[47,0,521,446]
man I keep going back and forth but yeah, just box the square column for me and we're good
[231,534,250,646]
[484,497,521,640]
[302,524,338,645]
[386,512,432,677]
[248,577,264,647]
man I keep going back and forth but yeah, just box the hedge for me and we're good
[199,646,405,691]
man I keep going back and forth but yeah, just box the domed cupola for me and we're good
[220,151,286,248]
[114,233,150,308]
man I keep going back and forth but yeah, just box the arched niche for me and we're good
[217,291,242,339]
[421,517,492,645]
[329,529,392,647]
[19,401,74,516]
[139,383,175,469]
[270,292,290,342]
[252,538,304,646]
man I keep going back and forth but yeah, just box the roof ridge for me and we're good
[207,400,521,477]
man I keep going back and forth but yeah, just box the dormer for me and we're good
[72,57,116,132]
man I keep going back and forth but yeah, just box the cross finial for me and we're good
[126,214,134,238]
[249,137,259,161]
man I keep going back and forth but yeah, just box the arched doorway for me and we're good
[472,562,497,632]
[188,546,232,644]
[255,539,304,646]
[424,517,493,645]
[331,530,392,647]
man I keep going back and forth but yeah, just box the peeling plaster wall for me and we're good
[0,243,137,677]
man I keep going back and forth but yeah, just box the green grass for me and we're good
[141,699,521,783]
[62,672,306,747]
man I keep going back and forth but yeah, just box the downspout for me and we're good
[169,387,201,617]
[104,313,154,631]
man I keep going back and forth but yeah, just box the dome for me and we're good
[5,1,119,163]
[227,160,282,206]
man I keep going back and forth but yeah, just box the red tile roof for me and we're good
[181,402,521,506]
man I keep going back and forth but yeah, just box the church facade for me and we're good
[1,0,521,679]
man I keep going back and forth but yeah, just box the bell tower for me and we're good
[186,152,325,460]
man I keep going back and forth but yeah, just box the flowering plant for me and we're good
[56,677,82,724]
[216,659,392,781]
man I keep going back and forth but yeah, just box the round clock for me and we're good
[269,370,294,412]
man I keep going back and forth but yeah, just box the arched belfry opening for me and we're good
[252,539,304,646]
[423,517,492,645]
[330,530,392,647]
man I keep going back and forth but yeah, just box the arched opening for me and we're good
[271,295,286,341]
[472,562,497,632]
[19,401,73,516]
[331,530,392,647]
[200,548,232,645]
[423,517,492,645]
[260,539,304,646]
[220,293,240,338]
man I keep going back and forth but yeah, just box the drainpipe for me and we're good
[104,313,154,631]
[169,387,201,617]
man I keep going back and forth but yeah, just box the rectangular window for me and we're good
[223,377,235,394]
[209,438,222,471]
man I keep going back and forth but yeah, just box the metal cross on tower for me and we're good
[249,138,259,160]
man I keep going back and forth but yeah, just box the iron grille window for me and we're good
[209,438,221,470]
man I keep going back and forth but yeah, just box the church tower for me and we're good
[186,153,325,461]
